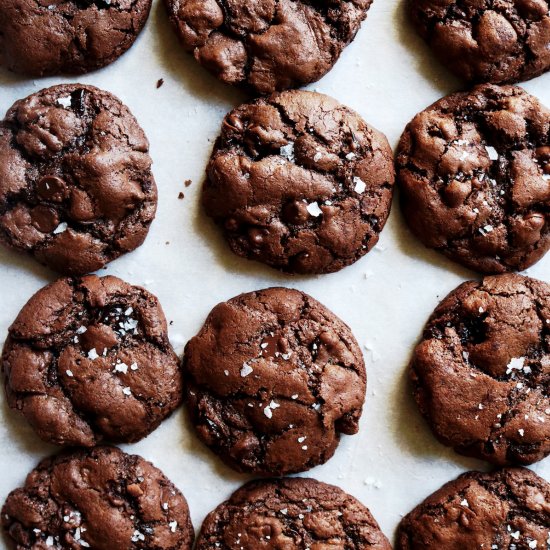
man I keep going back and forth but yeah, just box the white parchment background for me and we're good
[0,0,549,544]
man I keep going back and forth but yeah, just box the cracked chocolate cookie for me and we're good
[0,84,157,275]
[409,0,550,85]
[410,273,550,466]
[203,90,395,275]
[196,477,391,549]
[2,446,194,550]
[183,287,366,476]
[2,275,182,447]
[397,468,550,549]
[397,84,550,274]
[163,0,372,94]
[0,0,152,77]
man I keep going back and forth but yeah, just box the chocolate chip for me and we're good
[30,205,60,233]
[37,176,68,202]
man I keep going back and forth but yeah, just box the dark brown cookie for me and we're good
[1,446,194,550]
[0,84,157,275]
[410,273,550,466]
[196,477,391,550]
[409,0,550,85]
[0,0,152,77]
[163,0,372,95]
[2,275,182,447]
[396,468,550,549]
[183,287,366,476]
[203,90,395,275]
[397,84,550,274]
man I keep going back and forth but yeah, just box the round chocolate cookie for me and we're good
[409,0,550,85]
[2,446,194,550]
[163,0,372,94]
[410,273,550,466]
[0,0,152,77]
[203,90,395,275]
[196,477,391,549]
[397,84,550,274]
[183,287,366,475]
[0,84,157,275]
[396,468,550,549]
[2,275,182,447]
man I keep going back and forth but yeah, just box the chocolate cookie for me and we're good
[196,477,391,549]
[163,0,372,94]
[409,0,550,85]
[183,287,366,475]
[0,84,157,275]
[0,0,152,76]
[397,468,550,549]
[203,90,395,275]
[410,273,550,466]
[397,84,550,274]
[2,275,182,447]
[2,446,194,550]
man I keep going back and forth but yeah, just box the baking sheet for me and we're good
[0,0,549,544]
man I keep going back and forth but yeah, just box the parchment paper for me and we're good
[0,0,549,544]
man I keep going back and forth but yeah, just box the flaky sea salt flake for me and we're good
[306,202,323,217]
[114,363,128,374]
[353,176,366,194]
[53,222,68,234]
[485,146,499,160]
[57,96,72,108]
[280,143,295,161]
[506,357,525,375]
[131,530,145,542]
[240,363,253,377]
